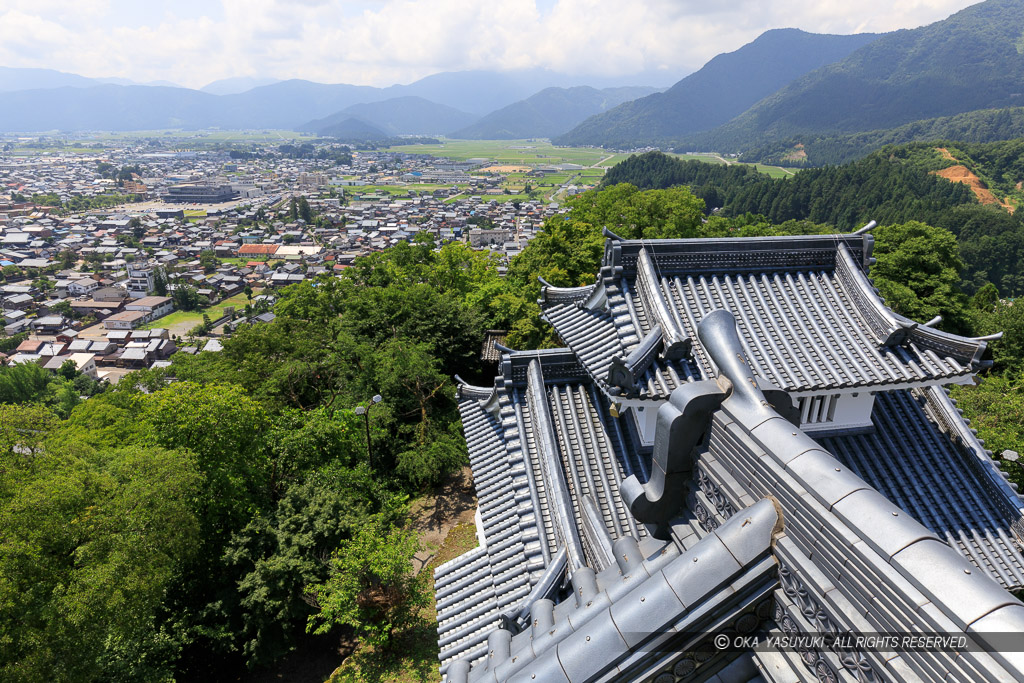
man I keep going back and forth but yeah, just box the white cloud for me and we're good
[0,0,984,88]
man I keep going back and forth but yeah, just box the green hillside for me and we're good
[739,107,1024,166]
[601,148,1024,296]
[552,28,879,148]
[688,0,1024,152]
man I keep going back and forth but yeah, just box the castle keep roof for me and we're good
[435,230,1024,682]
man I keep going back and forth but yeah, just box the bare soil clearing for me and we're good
[782,143,807,162]
[934,164,1016,214]
[933,148,1016,213]
[478,164,531,173]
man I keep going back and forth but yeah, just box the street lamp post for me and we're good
[354,394,382,468]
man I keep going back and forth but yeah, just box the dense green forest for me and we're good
[5,157,1024,680]
[738,107,1024,167]
[603,150,1024,296]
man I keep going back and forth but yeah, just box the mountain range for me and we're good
[299,96,477,137]
[557,0,1024,159]
[553,29,880,148]
[0,66,179,92]
[681,0,1024,153]
[0,68,663,133]
[450,86,658,139]
[5,0,1024,155]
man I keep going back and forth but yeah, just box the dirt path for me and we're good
[936,147,957,161]
[408,466,477,574]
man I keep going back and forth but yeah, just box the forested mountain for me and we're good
[315,117,388,140]
[687,0,1024,152]
[740,107,1024,167]
[553,29,879,148]
[602,149,1024,296]
[299,96,477,137]
[450,86,657,139]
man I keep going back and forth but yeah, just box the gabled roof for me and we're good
[541,233,988,400]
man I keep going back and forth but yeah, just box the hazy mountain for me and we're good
[317,117,388,140]
[299,96,477,136]
[0,85,220,131]
[0,66,103,92]
[687,0,1024,152]
[0,68,184,92]
[391,69,627,114]
[98,77,183,88]
[0,68,660,132]
[450,86,658,139]
[554,29,880,148]
[201,77,282,95]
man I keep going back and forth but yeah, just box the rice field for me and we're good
[385,139,611,166]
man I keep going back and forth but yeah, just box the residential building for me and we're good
[103,310,148,330]
[125,295,174,321]
[127,264,155,298]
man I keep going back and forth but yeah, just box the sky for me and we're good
[0,0,984,89]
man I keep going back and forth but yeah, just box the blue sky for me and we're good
[0,0,983,89]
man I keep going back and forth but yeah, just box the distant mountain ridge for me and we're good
[683,0,1024,153]
[554,28,880,148]
[450,86,658,139]
[201,77,282,95]
[0,66,179,92]
[0,68,662,132]
[299,96,477,136]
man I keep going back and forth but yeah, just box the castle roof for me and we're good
[436,232,1024,682]
[540,233,988,400]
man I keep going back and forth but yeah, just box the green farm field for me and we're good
[386,139,611,166]
[387,140,798,180]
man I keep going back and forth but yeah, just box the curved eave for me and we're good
[928,385,1024,519]
[455,376,496,402]
[537,280,595,306]
[838,244,986,368]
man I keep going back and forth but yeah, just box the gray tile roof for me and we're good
[820,388,1024,589]
[541,234,986,399]
[438,351,651,675]
[439,234,1024,683]
[434,381,545,673]
[448,499,782,683]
